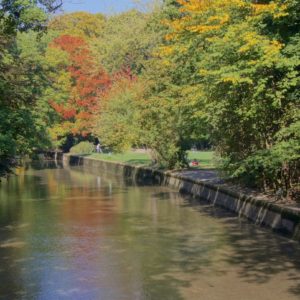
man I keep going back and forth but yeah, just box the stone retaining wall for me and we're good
[63,154,300,241]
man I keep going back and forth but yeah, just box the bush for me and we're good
[220,141,300,193]
[69,141,95,155]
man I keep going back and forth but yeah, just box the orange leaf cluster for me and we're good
[50,35,111,136]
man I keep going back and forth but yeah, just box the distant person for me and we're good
[191,159,199,166]
[96,143,102,153]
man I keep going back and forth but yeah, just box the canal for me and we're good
[0,162,300,300]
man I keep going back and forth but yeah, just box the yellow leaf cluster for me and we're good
[222,77,239,84]
[173,15,192,28]
[199,69,209,76]
[207,15,230,25]
[166,1,244,40]
[263,40,283,58]
[177,0,247,13]
[222,76,253,85]
[238,30,283,58]
[238,31,261,53]
[159,45,174,56]
[251,3,288,19]
[187,24,221,33]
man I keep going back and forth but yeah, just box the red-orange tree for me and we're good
[49,35,111,139]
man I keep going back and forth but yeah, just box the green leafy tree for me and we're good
[0,0,61,176]
[94,73,143,152]
[135,0,208,168]
[95,9,160,74]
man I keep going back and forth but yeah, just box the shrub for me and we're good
[69,141,95,155]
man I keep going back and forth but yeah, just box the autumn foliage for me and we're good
[49,35,111,137]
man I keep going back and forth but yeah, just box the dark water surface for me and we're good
[1,162,300,300]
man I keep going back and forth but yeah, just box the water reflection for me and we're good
[0,163,300,299]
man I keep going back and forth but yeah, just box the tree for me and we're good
[135,0,207,168]
[0,0,61,176]
[93,71,143,152]
[48,35,111,144]
[95,9,160,74]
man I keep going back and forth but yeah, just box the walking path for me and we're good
[174,169,221,184]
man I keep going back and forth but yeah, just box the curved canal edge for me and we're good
[63,154,300,242]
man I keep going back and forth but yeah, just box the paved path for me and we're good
[173,169,222,184]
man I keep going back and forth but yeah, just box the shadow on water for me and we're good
[176,194,300,297]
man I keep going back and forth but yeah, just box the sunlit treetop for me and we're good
[164,0,288,37]
[48,11,106,39]
[160,0,289,58]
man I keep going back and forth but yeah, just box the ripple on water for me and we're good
[0,239,26,249]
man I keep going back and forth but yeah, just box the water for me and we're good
[0,162,300,300]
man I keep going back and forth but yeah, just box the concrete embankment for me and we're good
[63,154,300,241]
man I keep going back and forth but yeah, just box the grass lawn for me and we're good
[88,151,150,166]
[188,150,215,169]
[88,150,215,169]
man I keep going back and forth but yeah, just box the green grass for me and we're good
[187,150,214,168]
[88,150,215,169]
[89,151,150,166]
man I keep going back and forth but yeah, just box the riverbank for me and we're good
[63,154,300,241]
